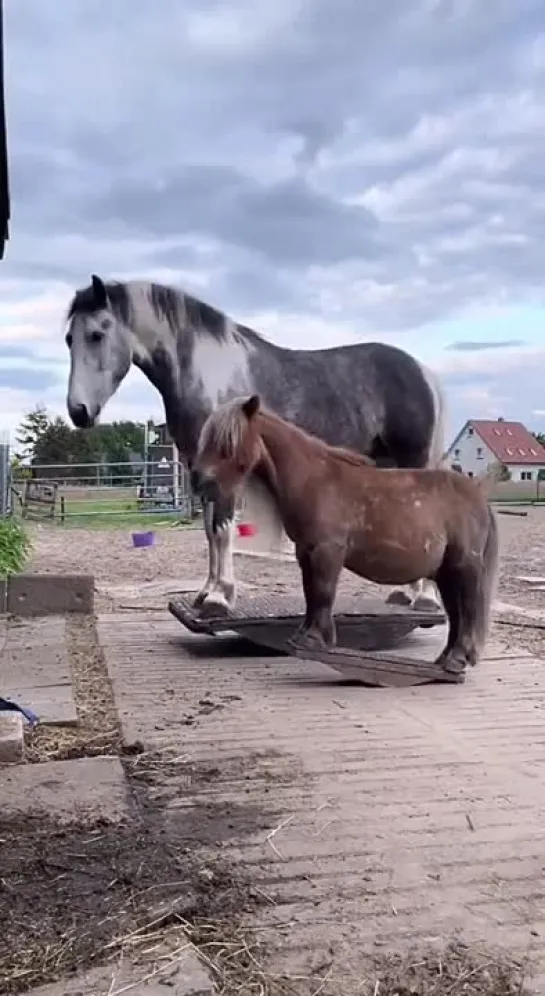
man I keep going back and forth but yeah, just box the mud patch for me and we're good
[0,751,282,996]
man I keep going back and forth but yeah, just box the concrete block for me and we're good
[7,573,94,616]
[0,757,132,823]
[22,944,214,995]
[0,711,24,763]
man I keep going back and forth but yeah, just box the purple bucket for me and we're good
[132,530,155,548]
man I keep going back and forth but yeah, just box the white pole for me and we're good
[173,442,180,509]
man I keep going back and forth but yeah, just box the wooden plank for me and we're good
[168,593,454,687]
[168,592,444,636]
[287,643,464,687]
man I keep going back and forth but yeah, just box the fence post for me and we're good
[0,440,9,516]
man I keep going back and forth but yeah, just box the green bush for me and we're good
[0,517,31,577]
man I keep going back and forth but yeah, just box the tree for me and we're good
[15,405,51,461]
[488,461,511,482]
[534,432,545,449]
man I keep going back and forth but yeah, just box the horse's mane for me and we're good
[199,398,375,468]
[67,279,268,346]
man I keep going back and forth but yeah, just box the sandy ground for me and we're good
[25,504,545,614]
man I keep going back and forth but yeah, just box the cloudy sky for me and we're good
[1,0,545,445]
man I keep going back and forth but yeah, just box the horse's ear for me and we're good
[242,395,260,420]
[91,274,108,309]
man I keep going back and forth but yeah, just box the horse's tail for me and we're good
[475,503,499,656]
[421,364,447,468]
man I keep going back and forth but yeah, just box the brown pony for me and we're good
[193,395,499,675]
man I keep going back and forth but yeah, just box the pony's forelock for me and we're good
[198,397,255,458]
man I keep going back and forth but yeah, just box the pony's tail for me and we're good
[475,504,499,656]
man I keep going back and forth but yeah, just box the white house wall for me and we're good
[507,463,545,482]
[446,426,495,476]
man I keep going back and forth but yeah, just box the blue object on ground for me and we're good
[0,696,39,726]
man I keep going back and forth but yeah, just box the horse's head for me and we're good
[66,275,133,428]
[192,394,262,502]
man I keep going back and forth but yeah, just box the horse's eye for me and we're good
[65,332,73,348]
[90,330,104,344]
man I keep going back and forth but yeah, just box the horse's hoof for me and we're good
[386,589,413,608]
[413,595,440,614]
[192,591,208,609]
[197,596,232,620]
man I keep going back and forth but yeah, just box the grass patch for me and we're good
[0,516,31,576]
[57,499,195,530]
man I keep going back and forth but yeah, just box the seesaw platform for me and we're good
[168,592,463,686]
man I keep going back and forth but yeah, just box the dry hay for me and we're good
[362,943,529,996]
[24,612,123,764]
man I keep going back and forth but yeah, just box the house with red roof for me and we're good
[445,418,545,482]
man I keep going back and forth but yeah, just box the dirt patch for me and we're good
[0,749,533,996]
[0,750,283,996]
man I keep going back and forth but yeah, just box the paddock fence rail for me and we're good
[12,459,201,525]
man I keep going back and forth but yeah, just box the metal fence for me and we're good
[12,458,200,524]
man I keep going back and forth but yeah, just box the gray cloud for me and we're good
[447,339,526,351]
[4,2,543,329]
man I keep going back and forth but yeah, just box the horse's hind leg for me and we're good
[288,542,344,652]
[386,578,442,613]
[433,558,481,675]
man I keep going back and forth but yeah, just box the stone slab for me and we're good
[0,756,132,823]
[21,945,214,995]
[7,573,94,616]
[0,711,23,762]
[0,617,78,725]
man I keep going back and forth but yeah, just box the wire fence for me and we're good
[12,459,202,527]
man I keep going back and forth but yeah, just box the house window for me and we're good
[521,471,533,481]
[468,471,474,477]
[467,427,474,436]
[454,448,460,458]
[476,447,483,459]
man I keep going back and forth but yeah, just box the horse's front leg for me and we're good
[288,542,344,653]
[197,494,237,617]
[193,498,219,609]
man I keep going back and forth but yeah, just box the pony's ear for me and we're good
[91,274,108,310]
[242,394,260,420]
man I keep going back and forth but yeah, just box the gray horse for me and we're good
[65,275,446,614]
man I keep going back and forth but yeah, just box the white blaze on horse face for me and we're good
[67,312,132,424]
[192,327,252,408]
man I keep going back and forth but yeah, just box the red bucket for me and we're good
[237,522,256,538]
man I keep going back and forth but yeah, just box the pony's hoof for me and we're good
[386,589,413,608]
[287,629,330,654]
[435,652,467,678]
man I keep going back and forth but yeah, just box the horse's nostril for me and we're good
[69,403,91,428]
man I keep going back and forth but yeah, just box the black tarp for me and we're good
[0,0,10,259]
